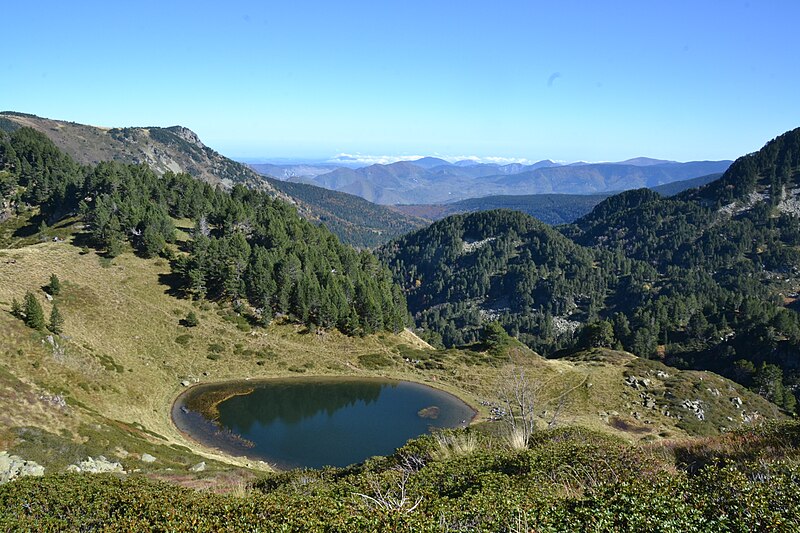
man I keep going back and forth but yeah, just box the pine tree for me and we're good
[23,291,45,330]
[10,297,22,318]
[48,273,61,296]
[482,321,511,352]
[37,219,49,239]
[48,304,64,335]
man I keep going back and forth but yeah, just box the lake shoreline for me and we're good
[171,375,478,470]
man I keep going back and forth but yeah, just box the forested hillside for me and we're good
[0,127,407,333]
[264,176,427,247]
[392,173,723,227]
[381,128,800,412]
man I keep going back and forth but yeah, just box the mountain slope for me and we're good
[378,209,642,351]
[649,172,723,196]
[263,177,428,247]
[0,112,412,248]
[381,127,800,413]
[391,173,724,226]
[0,112,271,191]
[394,194,610,226]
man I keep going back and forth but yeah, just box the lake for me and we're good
[173,377,475,469]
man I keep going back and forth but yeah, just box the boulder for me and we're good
[189,461,206,472]
[141,453,156,463]
[71,456,125,474]
[0,451,45,484]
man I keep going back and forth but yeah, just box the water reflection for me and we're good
[174,377,474,469]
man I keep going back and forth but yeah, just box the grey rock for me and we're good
[71,456,125,474]
[681,399,705,421]
[141,453,156,463]
[189,461,206,472]
[0,451,45,484]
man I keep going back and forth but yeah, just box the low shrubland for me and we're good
[3,423,800,531]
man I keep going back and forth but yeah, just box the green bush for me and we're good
[3,425,800,531]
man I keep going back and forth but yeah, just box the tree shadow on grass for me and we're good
[11,213,45,239]
[158,270,185,298]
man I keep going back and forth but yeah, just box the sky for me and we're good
[2,1,799,163]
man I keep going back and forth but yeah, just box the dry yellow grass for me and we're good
[0,237,778,472]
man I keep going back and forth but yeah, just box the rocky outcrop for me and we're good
[66,456,125,474]
[0,452,45,484]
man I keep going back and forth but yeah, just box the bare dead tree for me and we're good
[498,364,539,446]
[352,467,423,514]
[496,354,584,446]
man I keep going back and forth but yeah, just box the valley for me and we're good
[1,117,799,530]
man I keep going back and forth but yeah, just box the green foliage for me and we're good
[578,320,615,349]
[22,290,45,330]
[10,297,22,318]
[0,126,409,338]
[3,424,800,531]
[265,176,426,248]
[481,321,510,352]
[183,311,199,328]
[47,273,61,295]
[379,209,645,352]
[358,352,394,369]
[48,304,64,335]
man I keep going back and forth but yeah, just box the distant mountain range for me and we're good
[0,111,730,248]
[250,157,732,205]
[392,172,723,225]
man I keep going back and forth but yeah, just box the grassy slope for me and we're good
[0,216,783,479]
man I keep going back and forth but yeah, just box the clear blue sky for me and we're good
[2,1,799,162]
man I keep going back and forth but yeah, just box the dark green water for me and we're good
[174,377,475,469]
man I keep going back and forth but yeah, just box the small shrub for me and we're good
[175,334,192,346]
[431,431,480,461]
[504,427,528,450]
[183,311,199,327]
[359,353,393,370]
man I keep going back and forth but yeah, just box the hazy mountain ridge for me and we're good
[262,155,731,204]
[392,172,724,226]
